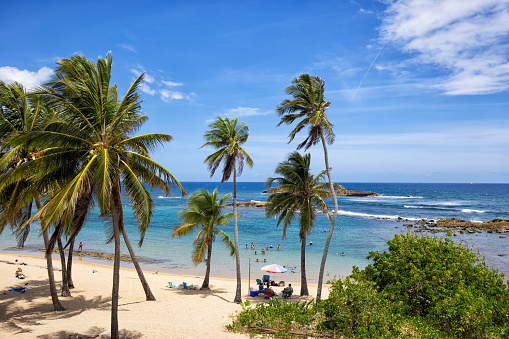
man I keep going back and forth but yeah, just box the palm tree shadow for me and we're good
[167,285,233,303]
[36,327,142,339]
[1,277,111,335]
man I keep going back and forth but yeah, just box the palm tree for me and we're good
[12,53,184,338]
[0,81,65,311]
[172,188,235,289]
[276,74,338,300]
[202,116,253,303]
[265,151,333,296]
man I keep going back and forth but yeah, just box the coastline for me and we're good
[0,252,329,338]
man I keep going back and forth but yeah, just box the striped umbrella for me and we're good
[261,264,287,273]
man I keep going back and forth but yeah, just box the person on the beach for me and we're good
[342,252,345,256]
[288,283,293,293]
[15,268,27,279]
[78,242,83,251]
[277,244,280,250]
[245,244,248,249]
[254,251,257,255]
[261,248,265,254]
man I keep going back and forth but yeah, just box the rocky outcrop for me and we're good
[227,201,267,208]
[400,218,509,234]
[262,188,381,197]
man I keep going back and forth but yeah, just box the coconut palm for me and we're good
[202,116,253,303]
[0,81,65,310]
[265,151,334,296]
[11,53,184,338]
[276,74,338,300]
[172,188,235,289]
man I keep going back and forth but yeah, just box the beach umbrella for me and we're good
[261,264,287,273]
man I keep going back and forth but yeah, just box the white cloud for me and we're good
[162,80,183,87]
[224,107,272,118]
[0,66,53,89]
[140,83,156,95]
[380,0,509,95]
[160,89,184,102]
[118,44,137,53]
[129,65,193,102]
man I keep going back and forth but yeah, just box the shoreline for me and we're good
[0,252,329,338]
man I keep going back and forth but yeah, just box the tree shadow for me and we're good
[1,277,111,335]
[165,285,234,303]
[36,326,142,339]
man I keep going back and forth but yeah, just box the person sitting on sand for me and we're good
[264,287,276,297]
[15,268,27,279]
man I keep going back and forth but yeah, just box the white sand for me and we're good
[0,252,329,338]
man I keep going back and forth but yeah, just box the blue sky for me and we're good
[1,0,508,183]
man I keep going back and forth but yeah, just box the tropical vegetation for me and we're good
[228,232,509,338]
[202,116,253,302]
[172,188,236,289]
[265,151,335,296]
[276,73,339,300]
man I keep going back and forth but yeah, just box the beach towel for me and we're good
[6,287,32,293]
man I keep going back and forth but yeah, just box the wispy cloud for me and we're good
[118,43,137,53]
[380,0,509,95]
[224,107,272,118]
[0,66,53,89]
[129,65,194,102]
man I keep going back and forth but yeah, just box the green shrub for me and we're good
[319,276,401,338]
[227,298,317,338]
[359,232,509,337]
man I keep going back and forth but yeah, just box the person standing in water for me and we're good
[78,242,83,251]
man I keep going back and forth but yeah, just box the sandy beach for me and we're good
[0,252,329,338]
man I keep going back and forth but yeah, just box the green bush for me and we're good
[227,298,317,338]
[359,232,509,337]
[320,276,401,338]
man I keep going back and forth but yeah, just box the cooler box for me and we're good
[250,290,258,297]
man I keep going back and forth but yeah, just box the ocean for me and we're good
[1,182,508,284]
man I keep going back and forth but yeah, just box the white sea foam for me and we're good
[461,209,486,213]
[156,196,182,199]
[404,205,426,209]
[334,210,419,221]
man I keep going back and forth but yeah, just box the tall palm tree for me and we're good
[265,151,333,296]
[276,74,338,300]
[202,116,253,303]
[172,188,235,289]
[12,53,184,338]
[0,81,65,311]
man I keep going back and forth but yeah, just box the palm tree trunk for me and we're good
[110,184,122,339]
[201,238,212,290]
[35,197,65,311]
[300,233,309,296]
[57,235,71,297]
[120,226,156,301]
[232,165,242,303]
[316,132,339,300]
[67,238,75,289]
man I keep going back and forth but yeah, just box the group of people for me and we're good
[248,243,281,255]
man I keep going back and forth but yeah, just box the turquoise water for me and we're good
[1,182,508,283]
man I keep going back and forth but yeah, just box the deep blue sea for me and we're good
[1,182,508,283]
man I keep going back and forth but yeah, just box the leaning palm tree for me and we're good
[202,116,253,303]
[11,53,184,339]
[276,74,338,300]
[172,188,235,289]
[265,151,334,296]
[0,81,65,310]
